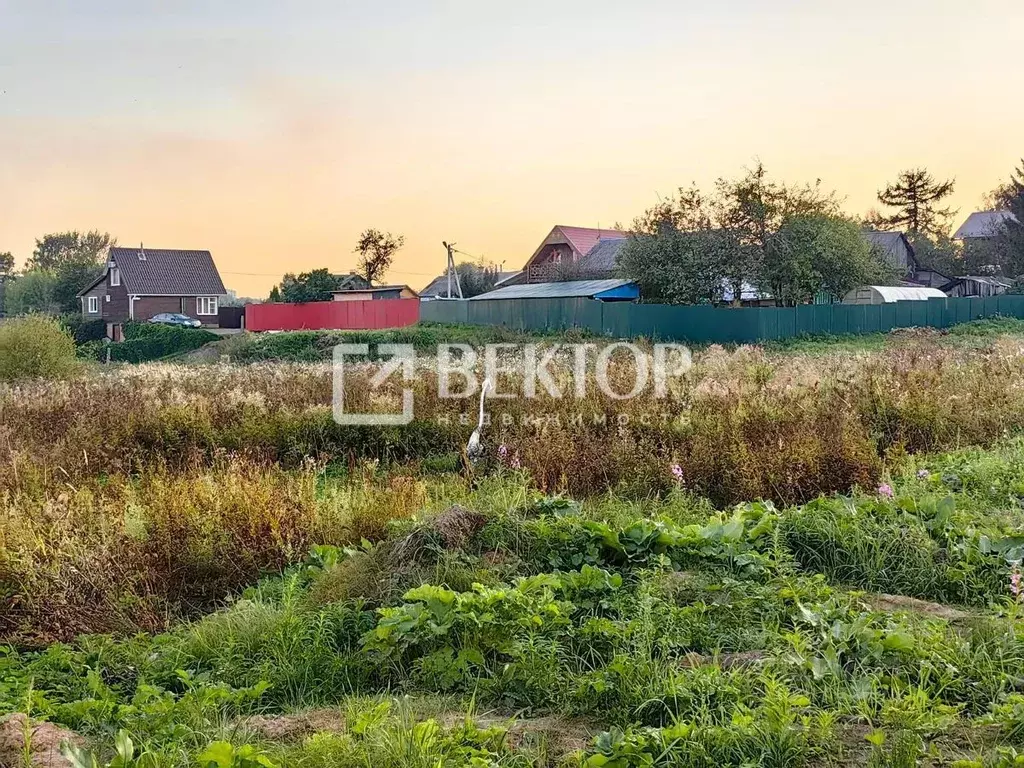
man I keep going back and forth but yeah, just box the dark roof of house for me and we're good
[864,230,911,252]
[80,247,226,296]
[863,229,916,263]
[576,237,627,273]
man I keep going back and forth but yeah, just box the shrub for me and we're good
[101,322,219,363]
[0,314,80,381]
[60,314,107,345]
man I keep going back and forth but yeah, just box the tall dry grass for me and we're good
[4,341,1024,504]
[0,458,429,644]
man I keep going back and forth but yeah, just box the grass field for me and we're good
[3,321,1024,767]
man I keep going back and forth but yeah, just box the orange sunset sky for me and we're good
[2,0,1022,297]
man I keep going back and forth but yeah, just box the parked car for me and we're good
[148,313,202,328]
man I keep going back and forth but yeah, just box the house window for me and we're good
[109,267,120,287]
[87,296,99,314]
[196,296,218,316]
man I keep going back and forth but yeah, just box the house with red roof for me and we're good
[521,225,625,283]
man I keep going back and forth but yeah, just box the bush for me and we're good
[101,322,219,363]
[0,314,80,381]
[59,314,107,345]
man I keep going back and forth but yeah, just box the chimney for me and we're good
[138,242,147,261]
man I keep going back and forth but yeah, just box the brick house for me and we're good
[77,245,226,338]
[520,225,625,283]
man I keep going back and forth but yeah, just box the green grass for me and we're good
[4,442,1024,767]
[768,315,1024,356]
[10,327,1024,766]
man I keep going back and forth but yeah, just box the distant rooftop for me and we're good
[470,278,637,301]
[577,237,627,274]
[953,210,1018,239]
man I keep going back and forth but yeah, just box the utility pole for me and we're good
[441,241,463,299]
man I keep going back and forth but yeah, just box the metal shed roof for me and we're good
[843,285,946,304]
[469,279,638,301]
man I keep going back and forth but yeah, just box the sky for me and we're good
[1,0,1022,297]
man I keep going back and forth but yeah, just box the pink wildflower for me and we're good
[670,463,684,484]
[917,469,929,479]
[498,444,509,460]
[877,483,894,499]
[1011,562,1022,600]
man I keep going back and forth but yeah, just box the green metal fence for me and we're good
[420,295,1024,343]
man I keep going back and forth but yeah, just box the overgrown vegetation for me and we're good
[4,328,1024,766]
[2,444,1024,766]
[7,333,1024,505]
[222,323,575,362]
[79,322,219,363]
[0,314,80,381]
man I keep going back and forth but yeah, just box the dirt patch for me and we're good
[889,327,945,341]
[430,505,488,550]
[867,593,972,622]
[243,708,594,758]
[443,713,598,757]
[0,714,83,768]
[177,342,227,363]
[243,709,345,742]
[678,650,769,669]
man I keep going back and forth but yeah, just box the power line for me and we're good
[452,248,487,262]
[220,268,438,278]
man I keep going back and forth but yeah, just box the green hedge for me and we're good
[60,314,107,345]
[83,322,219,363]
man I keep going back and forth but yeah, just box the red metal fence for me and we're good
[245,299,420,332]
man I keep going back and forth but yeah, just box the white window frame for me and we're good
[87,296,99,314]
[196,296,218,316]
[109,267,120,287]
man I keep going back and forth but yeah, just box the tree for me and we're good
[714,163,840,301]
[29,231,113,272]
[354,229,404,284]
[452,262,501,298]
[267,285,281,303]
[871,169,956,237]
[992,160,1024,275]
[4,270,59,315]
[907,232,961,276]
[618,228,733,305]
[762,215,896,304]
[620,164,851,305]
[0,252,13,278]
[28,231,115,313]
[276,268,346,303]
[983,161,1022,211]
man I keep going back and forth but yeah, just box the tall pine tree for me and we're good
[872,168,956,237]
[995,160,1024,275]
